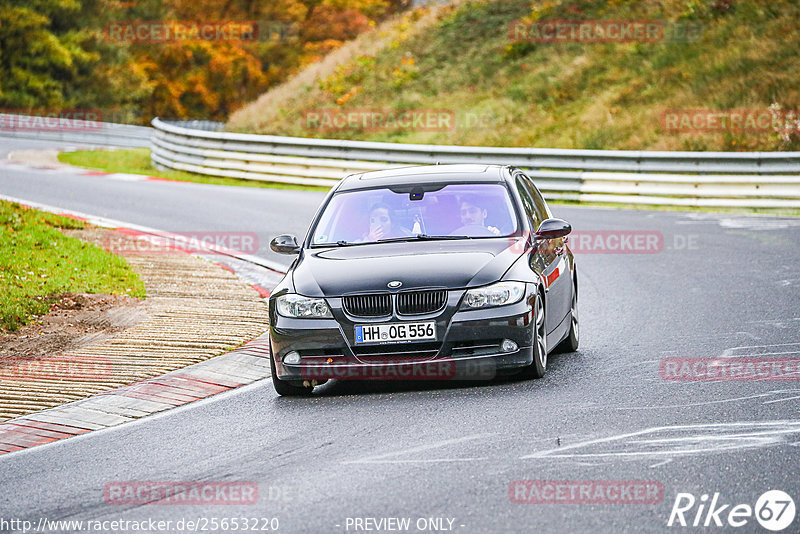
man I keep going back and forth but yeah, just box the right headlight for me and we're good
[460,282,526,310]
[276,294,332,318]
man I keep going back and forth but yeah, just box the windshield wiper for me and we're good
[416,234,473,240]
[375,234,473,243]
[312,240,361,247]
[318,235,474,247]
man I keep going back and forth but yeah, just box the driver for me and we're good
[457,195,501,236]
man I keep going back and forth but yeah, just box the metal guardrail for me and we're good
[3,113,796,208]
[0,113,152,148]
[163,120,225,132]
[151,118,800,208]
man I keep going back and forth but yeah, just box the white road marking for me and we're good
[747,318,800,324]
[520,421,800,460]
[347,458,489,464]
[721,342,800,357]
[0,377,271,460]
[343,433,495,464]
[719,218,800,230]
[561,460,605,467]
[616,390,800,410]
[762,395,800,405]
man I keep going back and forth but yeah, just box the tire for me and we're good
[555,281,579,353]
[519,291,547,379]
[269,344,314,396]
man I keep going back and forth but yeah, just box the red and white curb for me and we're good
[0,195,288,456]
[2,151,166,183]
[0,335,272,454]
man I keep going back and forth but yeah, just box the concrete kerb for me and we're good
[0,195,288,456]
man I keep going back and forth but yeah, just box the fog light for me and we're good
[501,339,518,353]
[283,351,301,365]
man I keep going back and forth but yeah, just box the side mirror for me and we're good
[270,234,301,255]
[535,218,572,240]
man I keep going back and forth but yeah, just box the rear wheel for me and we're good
[269,344,313,396]
[555,282,579,353]
[520,292,547,379]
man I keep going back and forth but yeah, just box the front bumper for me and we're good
[270,290,536,383]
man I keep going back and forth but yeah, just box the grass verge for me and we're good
[0,201,146,333]
[228,0,800,152]
[57,148,332,192]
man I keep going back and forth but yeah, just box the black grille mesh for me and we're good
[343,294,392,317]
[397,290,447,315]
[343,290,448,317]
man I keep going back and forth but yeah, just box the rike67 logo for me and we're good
[668,490,796,531]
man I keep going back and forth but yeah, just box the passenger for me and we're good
[363,203,408,241]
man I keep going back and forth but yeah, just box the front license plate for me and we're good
[355,322,436,344]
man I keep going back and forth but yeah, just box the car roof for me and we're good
[336,164,512,191]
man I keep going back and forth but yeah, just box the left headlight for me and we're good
[461,282,526,310]
[276,294,333,318]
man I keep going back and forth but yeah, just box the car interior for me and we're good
[313,184,519,243]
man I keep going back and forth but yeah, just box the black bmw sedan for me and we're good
[268,164,578,396]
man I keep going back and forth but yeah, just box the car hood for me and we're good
[292,238,525,297]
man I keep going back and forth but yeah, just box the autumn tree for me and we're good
[0,0,411,122]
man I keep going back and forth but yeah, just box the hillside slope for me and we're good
[227,0,800,152]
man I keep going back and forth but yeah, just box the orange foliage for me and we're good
[302,5,372,42]
[122,0,407,121]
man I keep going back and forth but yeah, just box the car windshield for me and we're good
[311,183,519,245]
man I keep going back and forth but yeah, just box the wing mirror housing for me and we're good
[270,234,301,255]
[534,218,572,240]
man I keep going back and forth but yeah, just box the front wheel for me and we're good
[269,344,314,396]
[519,292,547,379]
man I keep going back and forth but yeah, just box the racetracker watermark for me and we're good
[660,109,800,134]
[299,359,497,381]
[509,480,664,504]
[509,230,697,254]
[0,110,102,132]
[660,357,800,381]
[509,19,703,43]
[103,231,259,256]
[570,230,664,254]
[302,109,456,133]
[104,20,293,43]
[103,482,259,505]
[0,356,112,381]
